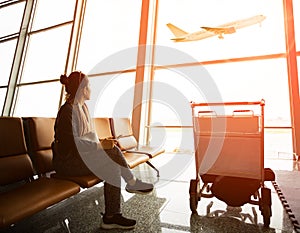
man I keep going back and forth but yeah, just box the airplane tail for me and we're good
[166,23,188,37]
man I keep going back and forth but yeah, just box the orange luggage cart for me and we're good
[189,100,274,227]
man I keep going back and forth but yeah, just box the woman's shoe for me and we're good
[101,213,136,230]
[125,179,154,194]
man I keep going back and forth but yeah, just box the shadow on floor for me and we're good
[1,186,167,233]
[190,213,277,233]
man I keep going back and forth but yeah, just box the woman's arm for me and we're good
[57,103,98,153]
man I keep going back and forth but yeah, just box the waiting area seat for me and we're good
[23,117,102,188]
[0,117,80,229]
[110,118,165,158]
[109,117,165,176]
[93,117,150,169]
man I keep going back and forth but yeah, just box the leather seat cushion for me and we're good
[0,177,80,228]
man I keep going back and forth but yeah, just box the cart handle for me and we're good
[198,110,217,117]
[232,109,254,116]
[191,99,265,108]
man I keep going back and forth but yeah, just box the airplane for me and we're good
[166,15,266,42]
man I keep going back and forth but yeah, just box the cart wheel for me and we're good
[189,179,199,213]
[261,187,272,227]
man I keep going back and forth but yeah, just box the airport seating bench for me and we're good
[0,116,164,229]
[23,117,163,179]
[0,117,80,229]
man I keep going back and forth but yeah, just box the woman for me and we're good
[52,71,153,230]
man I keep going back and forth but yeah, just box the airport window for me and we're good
[8,0,77,117]
[150,0,294,153]
[151,58,291,153]
[0,88,6,111]
[203,59,290,127]
[153,58,290,127]
[0,1,25,36]
[77,0,141,73]
[0,40,17,86]
[264,128,293,159]
[0,0,298,156]
[298,57,300,94]
[296,2,300,114]
[88,72,135,118]
[0,1,25,110]
[20,25,72,83]
[293,0,300,51]
[31,0,76,31]
[13,82,61,117]
[156,0,285,61]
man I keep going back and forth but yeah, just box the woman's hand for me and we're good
[98,138,116,150]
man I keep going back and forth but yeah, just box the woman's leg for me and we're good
[104,146,154,194]
[100,148,137,230]
[104,146,135,183]
[102,180,137,230]
[104,182,121,215]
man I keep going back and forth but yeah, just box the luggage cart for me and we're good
[189,100,274,227]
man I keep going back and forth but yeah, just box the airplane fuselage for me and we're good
[168,15,266,42]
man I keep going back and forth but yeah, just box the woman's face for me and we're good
[83,79,91,100]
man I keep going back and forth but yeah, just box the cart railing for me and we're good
[191,99,265,181]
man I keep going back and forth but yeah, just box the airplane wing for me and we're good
[201,26,236,34]
[201,26,236,39]
[167,23,215,42]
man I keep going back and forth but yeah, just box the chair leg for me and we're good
[146,161,159,177]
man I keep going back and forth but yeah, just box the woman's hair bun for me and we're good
[60,74,68,85]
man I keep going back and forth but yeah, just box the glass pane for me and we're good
[156,0,285,63]
[153,58,290,127]
[31,0,76,30]
[265,129,293,160]
[77,0,141,73]
[20,25,72,83]
[87,72,135,118]
[0,2,25,36]
[298,57,300,95]
[294,0,300,51]
[0,39,17,86]
[150,127,194,152]
[0,87,6,113]
[203,59,290,127]
[13,82,61,117]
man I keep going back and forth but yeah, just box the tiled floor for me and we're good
[1,152,299,233]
